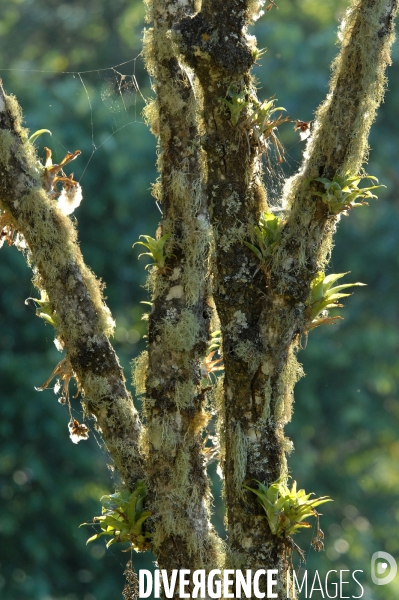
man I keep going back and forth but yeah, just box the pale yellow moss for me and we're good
[4,94,28,140]
[4,142,114,343]
[180,216,211,305]
[147,413,180,452]
[159,309,200,352]
[142,28,156,77]
[109,437,141,469]
[274,349,303,423]
[83,373,112,400]
[169,168,189,203]
[142,97,160,137]
[150,178,162,202]
[0,129,14,167]
[144,265,169,300]
[261,378,272,420]
[132,351,149,397]
[174,380,195,410]
[161,80,189,117]
[173,447,191,488]
[235,340,259,374]
[246,0,266,24]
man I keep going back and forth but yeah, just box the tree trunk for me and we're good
[0,0,397,597]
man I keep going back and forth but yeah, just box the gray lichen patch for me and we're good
[231,422,247,493]
[174,379,196,410]
[159,309,201,352]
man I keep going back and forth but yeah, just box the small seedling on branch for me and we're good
[312,173,385,215]
[133,233,174,272]
[81,482,152,551]
[307,271,366,330]
[251,47,267,65]
[25,290,57,327]
[221,86,251,126]
[244,211,284,267]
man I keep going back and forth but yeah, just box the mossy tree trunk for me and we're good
[139,0,222,578]
[174,0,398,592]
[0,0,398,598]
[0,87,143,490]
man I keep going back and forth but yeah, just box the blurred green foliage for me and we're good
[0,0,399,598]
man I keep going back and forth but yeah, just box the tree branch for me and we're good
[0,82,143,489]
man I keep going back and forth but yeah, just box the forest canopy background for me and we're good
[0,0,399,598]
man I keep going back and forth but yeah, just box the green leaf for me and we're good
[28,129,52,144]
[244,478,332,539]
[81,481,152,551]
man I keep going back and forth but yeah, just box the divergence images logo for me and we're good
[371,551,397,586]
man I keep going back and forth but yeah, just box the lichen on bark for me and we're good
[139,0,223,580]
[174,0,398,591]
[1,0,398,595]
[0,83,143,490]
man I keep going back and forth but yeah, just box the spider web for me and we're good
[0,54,304,218]
[0,55,149,183]
[261,140,302,214]
[0,51,304,209]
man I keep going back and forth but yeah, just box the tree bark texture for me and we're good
[0,84,143,490]
[0,0,398,596]
[139,0,223,581]
[175,0,398,591]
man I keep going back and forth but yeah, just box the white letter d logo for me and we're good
[371,551,397,585]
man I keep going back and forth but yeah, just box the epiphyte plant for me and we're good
[244,211,284,266]
[25,290,56,327]
[40,146,81,197]
[249,98,289,161]
[201,351,224,384]
[307,271,366,330]
[206,330,222,355]
[222,86,289,159]
[133,232,174,271]
[221,85,252,126]
[312,172,385,215]
[244,478,332,539]
[81,482,152,551]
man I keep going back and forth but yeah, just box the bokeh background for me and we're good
[1,0,399,598]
